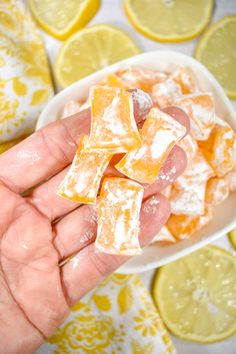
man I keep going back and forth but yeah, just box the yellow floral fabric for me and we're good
[0,0,53,144]
[37,274,176,354]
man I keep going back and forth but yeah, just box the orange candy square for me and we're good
[178,134,198,163]
[152,78,182,108]
[171,153,214,215]
[57,135,112,204]
[166,207,213,240]
[95,178,144,255]
[115,108,186,184]
[89,86,142,153]
[100,73,130,89]
[171,67,196,94]
[117,66,167,92]
[175,93,215,141]
[205,177,229,206]
[199,119,236,177]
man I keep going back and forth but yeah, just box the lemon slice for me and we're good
[28,0,100,40]
[229,228,236,250]
[195,16,236,98]
[125,0,213,42]
[153,245,236,343]
[55,24,140,88]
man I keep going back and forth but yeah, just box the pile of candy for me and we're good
[58,66,236,255]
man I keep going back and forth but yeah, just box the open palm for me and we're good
[0,107,188,354]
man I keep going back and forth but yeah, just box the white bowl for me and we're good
[37,51,236,274]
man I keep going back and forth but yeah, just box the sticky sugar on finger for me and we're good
[166,206,214,240]
[205,178,230,205]
[57,135,112,204]
[115,107,187,184]
[171,67,196,94]
[89,86,142,153]
[175,93,215,141]
[117,66,167,92]
[95,177,144,255]
[199,121,236,177]
[152,78,182,108]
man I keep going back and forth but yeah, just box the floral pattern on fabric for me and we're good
[0,0,53,143]
[37,274,176,354]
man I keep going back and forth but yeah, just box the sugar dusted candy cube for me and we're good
[57,135,111,204]
[61,100,81,118]
[205,177,229,205]
[199,121,236,177]
[170,185,206,216]
[151,226,176,244]
[175,152,214,188]
[89,86,142,153]
[116,108,186,184]
[178,134,198,163]
[166,206,214,240]
[152,78,182,108]
[175,93,215,141]
[117,66,167,92]
[100,73,130,89]
[171,67,196,94]
[95,178,144,255]
[171,153,214,215]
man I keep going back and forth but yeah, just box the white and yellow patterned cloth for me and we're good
[37,274,176,354]
[0,0,53,144]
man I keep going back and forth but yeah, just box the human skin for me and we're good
[0,106,189,354]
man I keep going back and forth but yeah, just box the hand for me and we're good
[0,107,188,354]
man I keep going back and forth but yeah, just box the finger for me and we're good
[0,109,91,193]
[162,106,190,136]
[61,193,170,305]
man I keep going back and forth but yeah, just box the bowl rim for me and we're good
[36,50,236,273]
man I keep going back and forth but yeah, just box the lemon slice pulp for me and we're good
[55,24,140,88]
[195,16,236,98]
[153,245,236,343]
[28,0,100,40]
[125,0,213,42]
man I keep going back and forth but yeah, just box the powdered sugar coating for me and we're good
[95,178,144,255]
[116,107,186,184]
[57,135,111,204]
[175,93,215,141]
[178,134,198,163]
[89,86,141,153]
[205,178,229,205]
[171,153,214,216]
[152,78,182,108]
